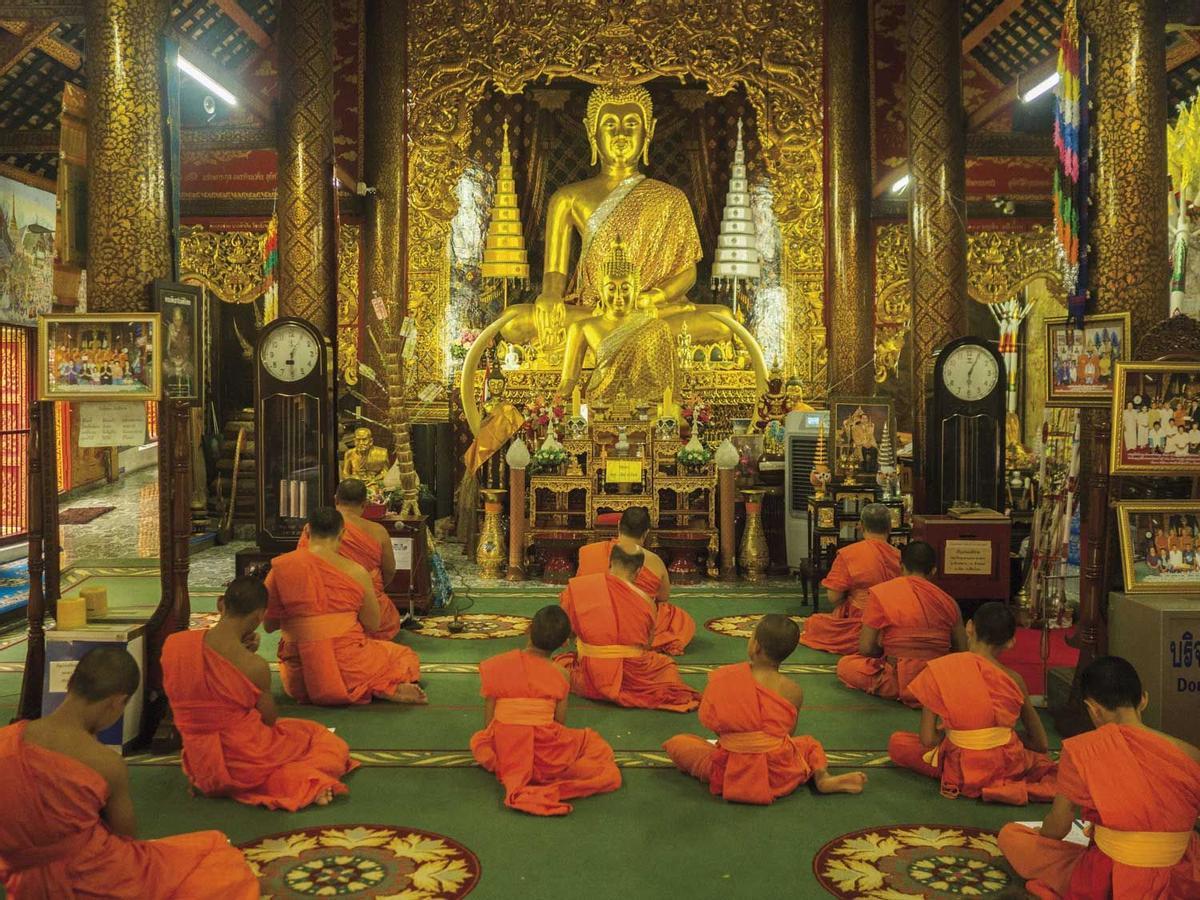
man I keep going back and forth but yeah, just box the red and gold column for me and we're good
[83,0,172,311]
[277,0,335,332]
[906,0,968,491]
[826,0,874,396]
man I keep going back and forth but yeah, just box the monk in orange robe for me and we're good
[471,605,621,815]
[800,503,901,654]
[265,506,426,706]
[163,575,358,811]
[887,602,1056,804]
[556,544,701,712]
[0,647,258,899]
[576,506,694,655]
[835,540,966,706]
[664,614,866,804]
[298,477,401,640]
[999,656,1200,899]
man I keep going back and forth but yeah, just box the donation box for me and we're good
[43,622,146,752]
[1110,592,1200,746]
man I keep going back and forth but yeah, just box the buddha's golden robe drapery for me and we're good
[586,313,677,403]
[573,175,703,308]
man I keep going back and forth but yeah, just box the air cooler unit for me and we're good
[784,409,830,569]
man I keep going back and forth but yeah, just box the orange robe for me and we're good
[555,572,701,712]
[0,722,258,899]
[662,662,827,805]
[470,649,621,816]
[835,575,959,706]
[577,539,695,655]
[265,548,420,705]
[800,539,901,655]
[999,724,1200,899]
[162,629,359,811]
[887,652,1057,804]
[298,517,401,641]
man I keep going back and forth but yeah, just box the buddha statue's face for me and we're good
[601,272,636,317]
[593,102,651,169]
[353,428,373,452]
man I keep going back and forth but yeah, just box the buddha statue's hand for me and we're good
[534,293,567,345]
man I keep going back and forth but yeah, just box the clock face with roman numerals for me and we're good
[942,343,1000,402]
[260,322,320,382]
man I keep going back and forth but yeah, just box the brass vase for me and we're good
[476,488,508,580]
[738,488,769,582]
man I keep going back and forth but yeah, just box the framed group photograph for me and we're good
[1044,312,1129,406]
[830,396,893,480]
[1117,500,1200,594]
[153,279,202,406]
[38,313,160,401]
[1110,361,1200,476]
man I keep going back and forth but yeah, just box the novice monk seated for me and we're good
[265,506,426,706]
[163,575,359,811]
[836,540,966,707]
[0,647,258,899]
[887,602,1057,804]
[998,656,1200,899]
[800,503,900,655]
[663,614,867,804]
[298,477,401,640]
[471,605,621,816]
[576,507,695,655]
[556,545,701,712]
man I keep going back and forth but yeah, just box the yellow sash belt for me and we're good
[921,726,1013,768]
[493,698,556,726]
[1092,825,1193,868]
[718,730,787,753]
[281,611,358,643]
[576,638,643,659]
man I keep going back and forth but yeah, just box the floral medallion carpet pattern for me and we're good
[705,613,806,640]
[415,613,531,639]
[238,824,481,898]
[812,824,1020,899]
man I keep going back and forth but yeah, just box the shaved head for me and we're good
[68,646,140,702]
[753,614,799,664]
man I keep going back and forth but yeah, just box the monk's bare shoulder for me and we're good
[28,724,127,791]
[361,518,390,545]
[1148,726,1200,764]
[334,554,371,585]
[643,548,668,577]
[760,671,803,710]
[996,662,1030,696]
[204,630,269,689]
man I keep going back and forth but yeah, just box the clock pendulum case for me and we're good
[254,317,337,552]
[925,336,1007,514]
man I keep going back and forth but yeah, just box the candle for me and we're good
[57,595,86,629]
[81,586,108,617]
[571,385,582,417]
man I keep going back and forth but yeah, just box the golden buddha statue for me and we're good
[558,235,677,405]
[460,82,768,434]
[341,427,390,499]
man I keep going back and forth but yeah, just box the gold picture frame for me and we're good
[829,396,894,482]
[1110,361,1200,476]
[38,313,161,401]
[1116,500,1200,594]
[1044,312,1130,406]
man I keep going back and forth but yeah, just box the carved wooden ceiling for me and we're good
[0,1,1196,188]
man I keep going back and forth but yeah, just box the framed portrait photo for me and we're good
[153,279,202,406]
[1117,500,1200,594]
[1111,361,1200,476]
[830,396,894,481]
[38,313,160,402]
[1044,312,1130,406]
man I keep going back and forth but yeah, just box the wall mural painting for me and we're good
[0,176,55,328]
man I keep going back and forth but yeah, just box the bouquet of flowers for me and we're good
[680,396,711,436]
[520,394,566,440]
[531,445,570,472]
[450,328,480,361]
[676,434,713,468]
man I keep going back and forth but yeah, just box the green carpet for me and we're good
[6,569,1056,898]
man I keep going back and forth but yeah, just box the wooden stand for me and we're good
[912,514,1011,614]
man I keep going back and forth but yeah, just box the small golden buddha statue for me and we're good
[557,235,677,406]
[341,427,391,498]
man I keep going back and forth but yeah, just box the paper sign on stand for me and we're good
[392,537,413,571]
[78,401,147,448]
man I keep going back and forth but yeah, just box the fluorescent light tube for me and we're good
[1022,72,1059,103]
[177,54,238,106]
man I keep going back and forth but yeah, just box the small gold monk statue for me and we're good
[341,427,390,498]
[557,235,677,405]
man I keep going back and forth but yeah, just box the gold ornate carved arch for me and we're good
[406,1,825,417]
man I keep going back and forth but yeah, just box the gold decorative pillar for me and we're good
[826,0,874,395]
[906,0,968,504]
[277,0,334,331]
[84,0,171,311]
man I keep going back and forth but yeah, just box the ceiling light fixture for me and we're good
[891,174,910,194]
[1021,71,1060,103]
[177,54,238,106]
